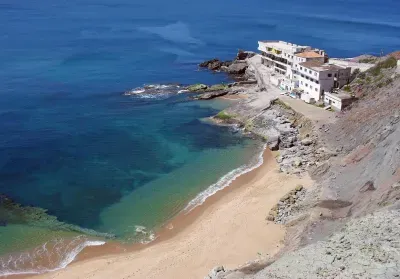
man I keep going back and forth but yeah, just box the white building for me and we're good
[324,91,356,111]
[295,61,351,103]
[258,40,351,103]
[258,41,310,77]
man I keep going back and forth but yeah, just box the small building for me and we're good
[324,91,356,111]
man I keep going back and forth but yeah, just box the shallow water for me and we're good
[1,0,399,275]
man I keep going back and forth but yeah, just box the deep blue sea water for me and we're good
[0,0,399,275]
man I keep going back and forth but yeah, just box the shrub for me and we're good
[215,111,233,120]
[359,57,377,64]
[272,99,292,110]
[343,85,351,92]
[368,57,397,76]
[358,72,366,79]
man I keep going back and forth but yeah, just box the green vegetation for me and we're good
[187,83,208,92]
[377,78,393,88]
[244,120,254,131]
[359,57,377,64]
[343,85,351,92]
[272,98,292,110]
[368,57,397,76]
[205,84,228,92]
[358,72,366,79]
[350,68,361,82]
[215,111,233,120]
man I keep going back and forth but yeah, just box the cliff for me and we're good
[205,56,400,278]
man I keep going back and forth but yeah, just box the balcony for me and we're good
[261,52,289,65]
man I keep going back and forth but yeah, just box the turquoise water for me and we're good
[1,0,400,275]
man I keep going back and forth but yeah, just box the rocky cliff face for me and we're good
[205,57,400,278]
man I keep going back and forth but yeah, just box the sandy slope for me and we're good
[31,151,312,279]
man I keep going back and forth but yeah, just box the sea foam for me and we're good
[184,144,266,212]
[0,237,105,276]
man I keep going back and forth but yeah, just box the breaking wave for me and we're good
[124,84,182,99]
[0,236,105,276]
[184,144,266,211]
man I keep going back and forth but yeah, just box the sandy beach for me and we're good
[30,150,312,279]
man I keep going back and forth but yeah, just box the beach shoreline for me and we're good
[24,149,312,279]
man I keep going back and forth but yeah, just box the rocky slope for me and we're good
[204,56,400,278]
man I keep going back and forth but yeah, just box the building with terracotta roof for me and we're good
[257,40,351,103]
[257,41,326,79]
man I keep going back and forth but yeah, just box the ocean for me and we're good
[0,0,399,275]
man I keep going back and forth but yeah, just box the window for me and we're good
[300,67,303,70]
[315,88,318,91]
[305,83,308,87]
[301,81,303,85]
[328,73,332,77]
[309,70,312,74]
[334,73,337,77]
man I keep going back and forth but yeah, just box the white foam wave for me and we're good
[134,225,157,244]
[124,84,182,99]
[0,237,105,277]
[184,144,266,212]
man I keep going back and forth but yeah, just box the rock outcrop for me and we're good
[204,56,400,279]
[198,51,256,78]
[209,208,400,279]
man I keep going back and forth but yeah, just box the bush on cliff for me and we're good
[215,111,233,120]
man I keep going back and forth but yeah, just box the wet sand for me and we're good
[30,150,312,279]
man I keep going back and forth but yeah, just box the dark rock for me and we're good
[199,58,220,68]
[192,90,229,100]
[267,137,280,151]
[226,61,248,75]
[208,60,223,71]
[359,180,376,192]
[236,50,256,60]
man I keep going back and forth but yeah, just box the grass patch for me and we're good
[272,98,292,110]
[368,57,397,76]
[215,111,233,120]
[244,120,254,131]
[358,72,366,79]
[206,84,228,92]
[343,85,351,92]
[359,57,377,64]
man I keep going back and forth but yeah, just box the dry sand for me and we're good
[31,150,312,279]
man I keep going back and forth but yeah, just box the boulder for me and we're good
[208,60,223,71]
[267,137,280,151]
[391,181,400,189]
[295,184,304,191]
[226,61,248,75]
[236,50,256,60]
[359,180,375,192]
[199,58,219,68]
[301,138,314,146]
[293,158,302,167]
